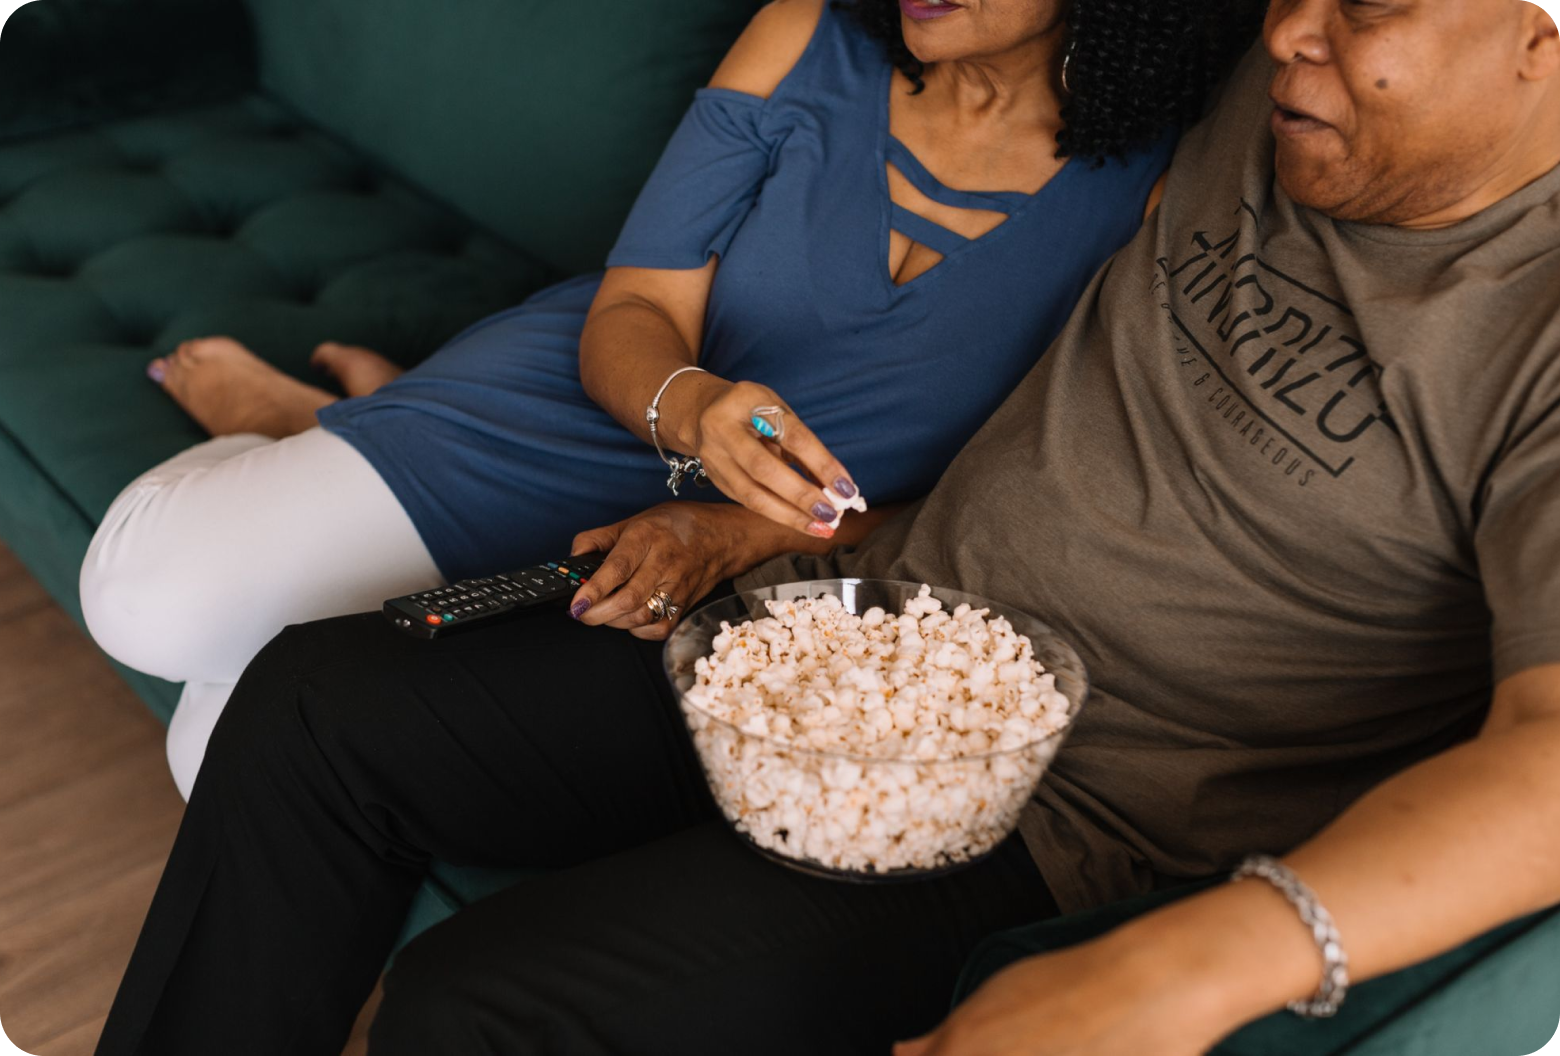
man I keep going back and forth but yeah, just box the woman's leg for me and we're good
[370,823,1055,1056]
[80,427,443,799]
[94,605,721,1056]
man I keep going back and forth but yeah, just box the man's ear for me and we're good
[1519,2,1560,82]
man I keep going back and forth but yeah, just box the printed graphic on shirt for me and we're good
[1152,200,1396,487]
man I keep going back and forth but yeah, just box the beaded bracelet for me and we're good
[1231,855,1351,1018]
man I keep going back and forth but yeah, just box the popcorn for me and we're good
[681,586,1075,874]
[820,486,869,529]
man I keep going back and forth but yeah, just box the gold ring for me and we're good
[647,590,677,621]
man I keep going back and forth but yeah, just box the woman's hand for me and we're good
[565,503,752,641]
[685,379,859,538]
[894,931,1233,1056]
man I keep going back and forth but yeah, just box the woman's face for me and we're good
[897,0,1068,66]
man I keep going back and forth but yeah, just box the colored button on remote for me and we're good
[425,615,442,626]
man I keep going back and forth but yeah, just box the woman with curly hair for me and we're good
[82,0,1261,801]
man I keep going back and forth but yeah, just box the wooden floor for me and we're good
[0,544,375,1054]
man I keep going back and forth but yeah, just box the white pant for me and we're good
[81,428,443,800]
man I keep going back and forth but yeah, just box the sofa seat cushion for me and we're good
[0,94,552,523]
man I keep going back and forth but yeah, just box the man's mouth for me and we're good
[1269,95,1332,137]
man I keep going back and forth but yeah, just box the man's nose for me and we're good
[1266,0,1332,66]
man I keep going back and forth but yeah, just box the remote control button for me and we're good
[441,613,454,622]
[425,615,442,626]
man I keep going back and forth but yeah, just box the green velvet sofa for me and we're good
[0,1,1555,1051]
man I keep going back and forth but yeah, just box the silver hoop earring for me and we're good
[1061,43,1076,94]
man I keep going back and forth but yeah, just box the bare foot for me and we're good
[148,337,337,439]
[311,341,405,398]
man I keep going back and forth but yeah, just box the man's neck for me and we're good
[1398,103,1560,230]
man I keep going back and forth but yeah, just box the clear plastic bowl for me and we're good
[664,579,1088,882]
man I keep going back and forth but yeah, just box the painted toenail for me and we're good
[147,361,166,384]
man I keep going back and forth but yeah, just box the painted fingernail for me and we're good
[806,521,835,539]
[146,361,166,384]
[810,501,835,523]
[833,477,857,499]
[569,599,591,620]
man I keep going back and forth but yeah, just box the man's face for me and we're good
[1264,0,1544,224]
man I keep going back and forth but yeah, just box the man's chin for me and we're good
[1274,150,1368,221]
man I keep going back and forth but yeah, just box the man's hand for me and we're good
[893,932,1227,1056]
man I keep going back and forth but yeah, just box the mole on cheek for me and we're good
[1376,78,1390,90]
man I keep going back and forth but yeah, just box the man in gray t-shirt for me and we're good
[737,1,1560,1046]
[746,33,1560,918]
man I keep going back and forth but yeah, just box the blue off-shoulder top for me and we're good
[319,4,1175,579]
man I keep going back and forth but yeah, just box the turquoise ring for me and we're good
[750,405,786,442]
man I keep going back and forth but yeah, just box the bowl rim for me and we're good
[663,578,1088,766]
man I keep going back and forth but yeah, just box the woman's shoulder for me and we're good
[707,0,830,100]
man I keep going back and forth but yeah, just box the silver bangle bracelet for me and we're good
[645,365,709,496]
[1231,855,1351,1018]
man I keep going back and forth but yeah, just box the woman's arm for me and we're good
[898,663,1560,1055]
[566,499,905,641]
[579,0,851,535]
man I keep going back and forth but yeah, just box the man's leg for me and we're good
[94,605,718,1056]
[371,822,1056,1056]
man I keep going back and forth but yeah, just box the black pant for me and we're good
[94,601,1057,1056]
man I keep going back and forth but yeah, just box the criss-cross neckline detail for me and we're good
[877,68,1073,291]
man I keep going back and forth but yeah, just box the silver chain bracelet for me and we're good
[645,365,710,496]
[1231,855,1351,1018]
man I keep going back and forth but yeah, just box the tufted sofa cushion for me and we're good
[0,93,552,534]
[242,0,766,275]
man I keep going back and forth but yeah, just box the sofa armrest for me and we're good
[0,0,256,144]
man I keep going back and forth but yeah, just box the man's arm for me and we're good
[1154,662,1560,1031]
[902,663,1560,1054]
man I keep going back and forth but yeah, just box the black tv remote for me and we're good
[383,553,606,640]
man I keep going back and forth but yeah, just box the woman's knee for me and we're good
[80,486,239,680]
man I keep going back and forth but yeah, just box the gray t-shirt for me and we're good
[739,46,1560,915]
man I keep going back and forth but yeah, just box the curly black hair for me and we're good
[840,0,1265,165]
